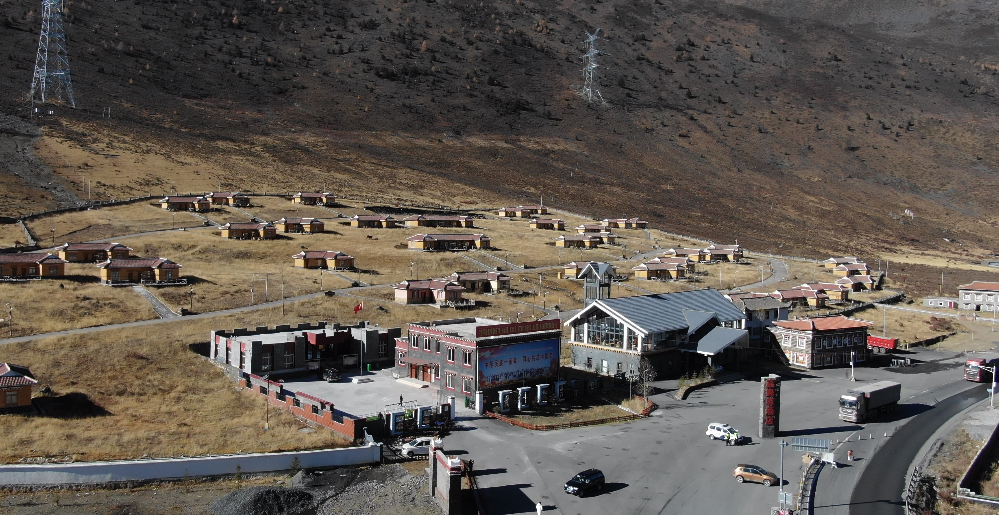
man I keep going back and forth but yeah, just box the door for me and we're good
[410,364,418,379]
[421,365,431,382]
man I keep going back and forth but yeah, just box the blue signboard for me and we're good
[478,338,560,389]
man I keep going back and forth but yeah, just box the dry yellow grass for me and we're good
[113,230,353,312]
[0,288,599,462]
[932,428,994,515]
[24,202,189,246]
[0,279,157,336]
[0,224,27,248]
[0,307,353,464]
[240,195,337,222]
[850,305,957,346]
[759,261,842,292]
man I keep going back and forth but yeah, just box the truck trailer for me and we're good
[838,381,901,423]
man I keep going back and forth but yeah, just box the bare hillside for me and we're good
[2,0,999,258]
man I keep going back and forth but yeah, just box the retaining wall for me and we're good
[0,445,382,486]
[957,416,999,505]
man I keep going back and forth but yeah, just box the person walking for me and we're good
[847,449,854,461]
[400,394,404,406]
[536,501,543,514]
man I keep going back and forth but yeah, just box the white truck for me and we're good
[838,381,901,423]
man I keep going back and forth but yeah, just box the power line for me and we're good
[29,0,76,108]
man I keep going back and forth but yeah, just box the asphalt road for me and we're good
[445,349,969,515]
[848,382,988,515]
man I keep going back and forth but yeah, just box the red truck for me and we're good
[966,358,998,382]
[867,335,898,354]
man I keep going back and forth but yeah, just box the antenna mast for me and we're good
[580,29,604,104]
[30,0,76,108]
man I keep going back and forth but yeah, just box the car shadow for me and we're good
[590,482,628,496]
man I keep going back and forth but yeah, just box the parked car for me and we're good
[733,464,778,486]
[322,368,341,383]
[400,437,441,458]
[706,422,745,444]
[564,468,605,497]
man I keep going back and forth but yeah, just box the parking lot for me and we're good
[443,348,979,514]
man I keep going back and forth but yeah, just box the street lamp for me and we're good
[189,287,195,312]
[50,228,55,247]
[778,439,789,511]
[985,365,997,409]
[5,303,11,338]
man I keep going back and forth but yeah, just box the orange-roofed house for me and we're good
[98,258,183,285]
[824,256,861,269]
[219,222,277,239]
[393,279,472,308]
[0,363,37,412]
[0,253,66,279]
[769,316,873,369]
[205,192,251,207]
[293,251,355,270]
[292,192,336,205]
[555,234,600,249]
[958,281,999,312]
[56,242,132,262]
[274,217,325,234]
[833,263,871,277]
[704,244,745,262]
[406,234,491,251]
[632,258,686,280]
[350,215,398,228]
[402,215,474,228]
[159,196,212,212]
[664,248,707,262]
[529,218,565,231]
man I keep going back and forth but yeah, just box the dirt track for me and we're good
[0,114,78,215]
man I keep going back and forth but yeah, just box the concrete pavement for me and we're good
[445,348,969,515]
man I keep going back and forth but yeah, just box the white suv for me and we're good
[400,437,442,458]
[706,422,741,441]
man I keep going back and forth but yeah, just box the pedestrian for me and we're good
[536,501,543,514]
[400,394,404,406]
[847,449,854,461]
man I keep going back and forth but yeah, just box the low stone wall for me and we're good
[957,417,999,505]
[674,379,718,400]
[0,445,382,486]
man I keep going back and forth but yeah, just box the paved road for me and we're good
[848,382,987,515]
[445,348,967,515]
[734,258,788,291]
[131,285,179,318]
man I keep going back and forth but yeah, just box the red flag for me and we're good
[353,301,363,314]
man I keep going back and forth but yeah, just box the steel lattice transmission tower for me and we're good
[580,29,604,104]
[30,0,76,108]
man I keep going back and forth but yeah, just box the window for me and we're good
[447,347,455,362]
[586,357,593,369]
[601,360,609,374]
[436,339,441,354]
[411,335,418,348]
[239,348,247,369]
[28,267,36,275]
[48,266,57,276]
[284,349,295,368]
[616,362,623,374]
[462,376,474,394]
[834,337,842,348]
[379,339,387,358]
[585,313,625,348]
[424,337,431,351]
[445,372,455,390]
[165,271,173,280]
[261,352,272,371]
[398,352,406,366]
[796,337,806,349]
[462,349,472,366]
[5,391,17,406]
[782,334,791,346]
[311,404,320,415]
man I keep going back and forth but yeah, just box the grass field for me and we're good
[24,202,195,247]
[0,278,157,336]
[240,195,337,222]
[850,305,959,346]
[0,224,27,248]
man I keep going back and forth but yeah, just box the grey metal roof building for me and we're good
[564,289,748,378]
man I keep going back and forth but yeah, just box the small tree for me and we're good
[635,357,657,398]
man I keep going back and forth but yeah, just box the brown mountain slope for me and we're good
[2,0,999,258]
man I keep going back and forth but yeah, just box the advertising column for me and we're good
[759,374,781,439]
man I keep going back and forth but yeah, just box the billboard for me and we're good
[475,320,561,338]
[478,338,559,389]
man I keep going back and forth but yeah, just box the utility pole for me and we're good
[263,374,270,430]
[281,275,286,316]
[5,303,12,337]
[319,269,324,292]
[850,350,856,382]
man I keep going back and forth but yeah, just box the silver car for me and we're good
[400,437,442,458]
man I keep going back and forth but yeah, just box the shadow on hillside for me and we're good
[32,392,112,418]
